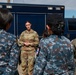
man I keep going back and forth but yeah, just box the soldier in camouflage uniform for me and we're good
[71,39,76,59]
[0,8,20,75]
[18,21,39,75]
[33,20,75,75]
[71,39,76,75]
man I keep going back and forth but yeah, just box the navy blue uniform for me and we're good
[33,35,75,75]
[0,29,20,75]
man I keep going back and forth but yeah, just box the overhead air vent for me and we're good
[6,5,12,9]
[56,7,61,10]
[48,7,53,10]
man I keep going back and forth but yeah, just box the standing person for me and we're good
[71,39,76,75]
[33,20,75,75]
[0,8,20,75]
[18,21,39,75]
[35,29,49,57]
[71,39,76,59]
[42,29,49,38]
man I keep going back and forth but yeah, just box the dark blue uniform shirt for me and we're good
[0,29,20,75]
[33,35,75,75]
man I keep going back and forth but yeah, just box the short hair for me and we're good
[0,8,13,30]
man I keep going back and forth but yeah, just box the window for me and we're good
[68,20,76,30]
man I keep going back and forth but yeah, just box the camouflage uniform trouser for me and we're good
[21,50,35,75]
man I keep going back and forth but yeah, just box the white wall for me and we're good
[0,0,13,3]
[0,0,76,10]
[13,0,76,10]
[0,0,76,18]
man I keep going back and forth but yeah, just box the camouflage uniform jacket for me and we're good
[71,39,76,59]
[33,35,75,75]
[18,29,39,51]
[0,29,20,75]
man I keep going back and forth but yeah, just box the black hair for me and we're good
[0,8,13,30]
[25,21,31,24]
[42,29,49,38]
[46,13,64,35]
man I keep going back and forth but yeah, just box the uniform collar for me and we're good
[26,29,33,33]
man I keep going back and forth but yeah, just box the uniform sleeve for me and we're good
[30,32,39,47]
[71,39,76,59]
[33,40,47,75]
[2,40,20,75]
[66,44,75,74]
[71,39,76,47]
[18,32,24,46]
